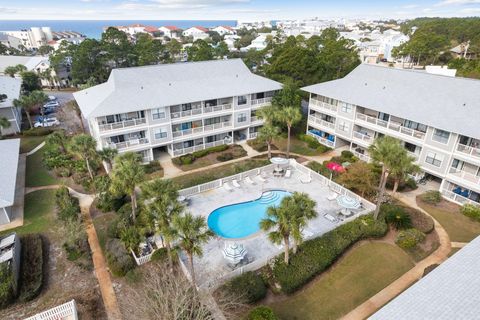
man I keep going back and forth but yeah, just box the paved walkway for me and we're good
[451,242,468,248]
[341,190,452,320]
[238,140,260,157]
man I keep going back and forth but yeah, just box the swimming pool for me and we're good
[207,190,292,239]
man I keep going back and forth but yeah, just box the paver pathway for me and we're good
[451,241,468,248]
[341,191,451,320]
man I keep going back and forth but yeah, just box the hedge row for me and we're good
[222,271,267,304]
[18,234,44,302]
[172,144,229,165]
[272,214,388,293]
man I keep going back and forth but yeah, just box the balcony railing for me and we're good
[353,131,374,144]
[307,131,335,147]
[98,118,147,132]
[251,97,272,107]
[170,104,233,120]
[308,115,335,130]
[310,98,338,113]
[351,149,371,162]
[250,116,264,125]
[173,139,229,157]
[355,113,426,140]
[456,143,480,159]
[448,168,480,185]
[442,189,480,206]
[249,132,258,139]
[204,103,232,114]
[172,121,232,138]
[108,138,149,150]
[407,151,420,161]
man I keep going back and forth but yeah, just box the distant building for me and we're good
[0,27,54,49]
[450,41,477,60]
[0,233,21,295]
[212,26,236,36]
[0,76,22,134]
[182,26,209,41]
[241,33,275,52]
[0,139,20,224]
[0,33,23,51]
[158,26,182,40]
[105,24,158,39]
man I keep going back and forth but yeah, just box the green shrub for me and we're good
[223,271,267,304]
[298,134,321,149]
[180,154,195,165]
[404,177,418,190]
[0,263,14,309]
[247,306,278,320]
[55,186,80,221]
[340,150,355,160]
[247,138,269,152]
[421,191,442,205]
[150,248,168,262]
[405,206,434,234]
[217,152,234,162]
[272,214,388,293]
[144,160,163,174]
[461,204,480,221]
[395,228,425,249]
[22,127,53,136]
[383,204,412,230]
[106,239,135,277]
[18,234,44,302]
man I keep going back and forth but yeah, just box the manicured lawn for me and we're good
[174,145,248,171]
[25,147,58,187]
[93,212,116,251]
[270,242,414,320]
[417,197,480,242]
[20,136,47,154]
[273,136,329,156]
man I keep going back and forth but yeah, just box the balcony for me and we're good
[172,139,229,157]
[310,98,338,113]
[249,132,259,139]
[251,97,272,108]
[204,103,232,114]
[448,168,480,186]
[355,113,426,140]
[442,189,480,206]
[351,149,371,162]
[308,114,335,130]
[170,103,232,120]
[250,116,264,125]
[307,131,335,147]
[108,138,149,150]
[172,121,232,139]
[353,131,374,144]
[456,143,480,160]
[407,151,420,161]
[98,118,147,132]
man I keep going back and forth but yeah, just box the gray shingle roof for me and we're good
[302,64,480,139]
[0,139,20,208]
[74,59,282,118]
[0,75,21,109]
[0,55,47,73]
[370,236,480,320]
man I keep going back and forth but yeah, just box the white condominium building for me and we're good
[302,64,480,206]
[73,59,281,163]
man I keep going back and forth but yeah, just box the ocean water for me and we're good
[0,20,237,39]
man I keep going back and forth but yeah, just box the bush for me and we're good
[405,206,434,234]
[247,138,269,152]
[223,271,267,304]
[404,177,418,190]
[18,234,44,302]
[22,127,53,136]
[395,228,425,249]
[105,239,135,277]
[421,191,442,205]
[461,204,480,221]
[150,248,169,262]
[298,134,321,149]
[247,306,278,320]
[172,144,231,166]
[272,214,388,293]
[144,160,163,174]
[55,186,80,221]
[0,264,14,309]
[217,152,234,162]
[383,204,412,230]
[340,150,355,160]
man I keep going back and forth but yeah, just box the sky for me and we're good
[0,0,479,21]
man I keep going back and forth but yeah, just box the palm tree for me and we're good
[260,200,295,264]
[368,136,405,219]
[0,117,11,135]
[287,192,317,254]
[13,90,48,128]
[141,179,182,268]
[110,152,145,222]
[46,130,68,153]
[69,100,86,133]
[390,152,420,196]
[70,134,98,181]
[172,212,213,285]
[258,124,279,159]
[120,226,141,253]
[98,148,118,172]
[278,106,302,158]
[4,66,17,77]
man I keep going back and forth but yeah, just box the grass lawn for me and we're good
[25,146,58,187]
[93,212,116,251]
[20,136,47,153]
[174,145,247,171]
[417,197,480,242]
[273,136,329,156]
[170,158,270,189]
[270,242,414,320]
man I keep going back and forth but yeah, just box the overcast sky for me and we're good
[1,0,479,20]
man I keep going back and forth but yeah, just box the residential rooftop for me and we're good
[302,64,480,139]
[73,59,282,118]
[0,55,47,73]
[0,75,21,109]
[0,139,20,208]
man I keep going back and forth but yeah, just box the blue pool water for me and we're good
[208,190,291,239]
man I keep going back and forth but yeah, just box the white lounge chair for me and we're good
[327,192,338,201]
[323,213,337,223]
[232,179,241,188]
[223,182,233,192]
[245,176,256,185]
[257,174,267,183]
[299,175,311,184]
[284,168,291,178]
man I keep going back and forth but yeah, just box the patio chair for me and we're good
[284,168,291,178]
[257,174,267,183]
[232,179,241,188]
[245,176,256,185]
[327,192,338,201]
[299,175,312,184]
[223,182,233,192]
[323,213,337,223]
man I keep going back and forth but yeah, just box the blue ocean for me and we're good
[0,20,238,39]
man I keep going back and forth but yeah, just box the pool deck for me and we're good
[183,165,372,289]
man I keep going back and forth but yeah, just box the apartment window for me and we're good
[340,102,353,113]
[404,120,427,133]
[237,95,247,105]
[337,120,350,132]
[152,108,166,120]
[432,128,450,144]
[153,128,167,140]
[425,152,444,167]
[237,113,247,123]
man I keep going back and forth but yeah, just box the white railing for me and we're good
[442,190,480,206]
[249,132,258,139]
[448,168,480,185]
[204,103,233,114]
[310,98,338,113]
[355,113,426,140]
[98,118,147,132]
[307,131,335,147]
[131,249,155,265]
[108,137,149,150]
[250,116,264,125]
[456,143,480,159]
[24,300,78,320]
[173,139,230,157]
[353,131,374,144]
[351,149,371,162]
[251,97,272,107]
[170,108,203,119]
[172,122,232,139]
[308,115,335,130]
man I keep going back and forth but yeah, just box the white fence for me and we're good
[131,249,155,265]
[24,300,78,320]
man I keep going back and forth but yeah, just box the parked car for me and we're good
[44,101,60,108]
[42,106,56,115]
[34,117,59,128]
[48,95,57,101]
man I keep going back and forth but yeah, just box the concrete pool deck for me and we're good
[180,162,375,289]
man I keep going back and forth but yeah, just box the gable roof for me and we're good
[370,236,480,319]
[161,26,179,31]
[0,139,20,208]
[144,26,158,33]
[302,64,480,139]
[0,55,48,74]
[191,26,208,33]
[74,59,282,119]
[0,76,21,109]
